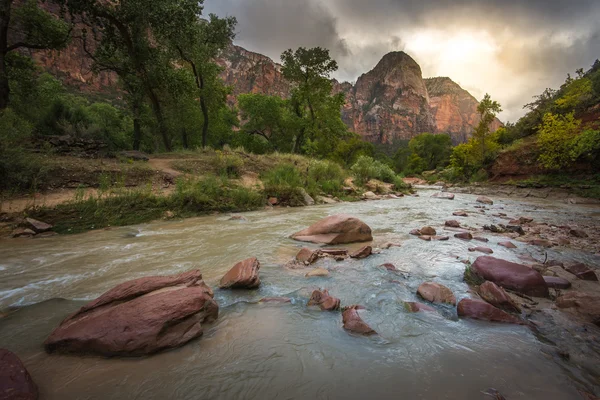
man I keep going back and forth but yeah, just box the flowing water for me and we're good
[1,190,599,399]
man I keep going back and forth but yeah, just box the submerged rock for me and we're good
[432,192,455,200]
[219,258,261,289]
[478,281,520,313]
[498,241,517,249]
[350,246,372,259]
[259,297,292,304]
[342,306,377,335]
[471,256,549,297]
[44,270,218,356]
[0,349,38,400]
[556,292,600,326]
[291,214,373,245]
[453,211,468,217]
[468,246,494,254]
[457,299,522,324]
[307,289,340,311]
[405,302,436,313]
[476,196,494,205]
[564,263,598,281]
[305,268,329,277]
[417,282,456,305]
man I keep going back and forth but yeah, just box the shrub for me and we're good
[392,175,410,192]
[307,160,346,196]
[216,151,244,178]
[0,108,47,193]
[350,156,396,185]
[261,164,305,205]
[537,112,580,169]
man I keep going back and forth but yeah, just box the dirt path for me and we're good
[147,158,184,179]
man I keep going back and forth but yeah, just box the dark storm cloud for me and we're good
[204,0,600,120]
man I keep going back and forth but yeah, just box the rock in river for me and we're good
[478,281,520,313]
[405,302,436,313]
[308,289,340,311]
[219,257,261,289]
[498,241,517,249]
[564,263,598,281]
[476,196,494,205]
[471,256,549,297]
[445,220,461,228]
[457,299,522,324]
[0,349,38,400]
[44,270,218,356]
[556,292,600,326]
[342,306,377,335]
[350,246,372,259]
[291,214,373,245]
[417,282,457,305]
[468,247,494,254]
[454,232,473,240]
[420,226,437,236]
[543,276,572,290]
[432,192,455,200]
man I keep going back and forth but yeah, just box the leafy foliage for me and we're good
[351,156,396,185]
[537,112,581,169]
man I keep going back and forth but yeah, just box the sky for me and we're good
[204,0,600,122]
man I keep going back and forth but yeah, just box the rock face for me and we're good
[339,52,434,144]
[291,214,373,245]
[307,289,340,311]
[471,256,549,297]
[457,299,523,324]
[44,270,218,356]
[219,258,261,289]
[425,77,502,144]
[417,282,457,305]
[342,306,377,335]
[0,349,38,400]
[32,20,499,147]
[478,281,520,313]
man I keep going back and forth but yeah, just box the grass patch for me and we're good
[261,164,305,206]
[463,263,485,286]
[306,160,345,197]
[28,175,264,234]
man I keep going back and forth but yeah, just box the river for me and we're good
[1,190,599,399]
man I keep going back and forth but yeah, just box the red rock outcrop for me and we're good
[0,349,39,400]
[44,270,218,356]
[307,289,341,311]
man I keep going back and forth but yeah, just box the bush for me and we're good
[307,160,346,196]
[392,175,410,192]
[350,156,396,185]
[216,151,244,178]
[0,108,47,193]
[261,164,305,205]
[537,112,580,169]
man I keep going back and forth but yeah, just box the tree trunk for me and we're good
[0,0,12,110]
[181,128,188,149]
[146,87,171,151]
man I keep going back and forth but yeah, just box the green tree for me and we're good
[0,0,70,110]
[537,112,581,169]
[281,47,348,154]
[165,13,236,148]
[407,133,452,172]
[473,93,502,163]
[63,0,202,151]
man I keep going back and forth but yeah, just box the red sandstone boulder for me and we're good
[420,226,437,236]
[457,299,523,324]
[445,220,461,228]
[478,281,520,313]
[453,211,468,217]
[350,246,372,259]
[307,289,340,311]
[468,247,494,254]
[405,302,436,313]
[474,237,489,242]
[291,214,372,245]
[219,258,261,289]
[471,256,549,297]
[432,192,455,200]
[543,276,572,289]
[432,235,449,241]
[454,232,473,240]
[409,229,421,236]
[342,306,377,335]
[296,248,319,264]
[498,241,517,249]
[44,270,218,356]
[0,349,38,400]
[417,282,456,305]
[564,263,598,281]
[477,196,494,205]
